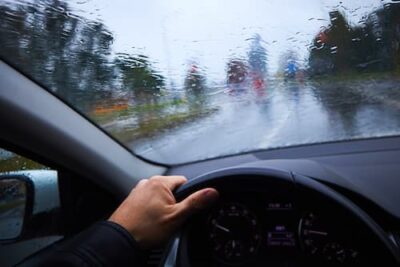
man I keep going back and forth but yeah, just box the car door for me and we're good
[0,147,62,267]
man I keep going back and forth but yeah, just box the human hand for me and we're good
[109,175,219,249]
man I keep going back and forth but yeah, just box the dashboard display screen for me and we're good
[265,202,297,249]
[267,225,296,247]
[267,202,293,211]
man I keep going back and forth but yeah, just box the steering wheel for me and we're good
[160,167,400,267]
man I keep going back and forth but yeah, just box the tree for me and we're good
[116,53,165,105]
[308,5,400,76]
[308,11,353,76]
[247,34,267,77]
[0,0,116,111]
[370,3,400,71]
[183,62,207,110]
[184,63,206,96]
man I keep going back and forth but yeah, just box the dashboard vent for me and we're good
[145,248,164,267]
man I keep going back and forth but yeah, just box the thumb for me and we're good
[175,188,219,220]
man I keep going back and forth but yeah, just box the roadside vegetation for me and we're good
[308,7,400,78]
[0,154,47,173]
[104,107,218,143]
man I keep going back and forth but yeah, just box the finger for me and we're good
[175,188,219,220]
[152,175,187,191]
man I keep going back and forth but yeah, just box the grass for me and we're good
[91,98,187,125]
[0,155,47,173]
[88,96,218,144]
[108,107,218,143]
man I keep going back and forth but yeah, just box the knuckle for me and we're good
[150,175,163,181]
[147,178,162,187]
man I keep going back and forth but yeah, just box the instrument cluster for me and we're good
[186,193,365,267]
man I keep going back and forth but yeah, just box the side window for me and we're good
[0,148,48,173]
[0,148,62,267]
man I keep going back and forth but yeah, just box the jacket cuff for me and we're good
[59,220,144,266]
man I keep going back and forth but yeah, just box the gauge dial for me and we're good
[299,212,361,264]
[323,242,346,263]
[208,202,261,264]
[298,212,329,255]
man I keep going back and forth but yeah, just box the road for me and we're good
[132,79,400,164]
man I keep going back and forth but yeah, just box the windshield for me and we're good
[1,0,400,164]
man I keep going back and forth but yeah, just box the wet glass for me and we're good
[0,149,47,172]
[0,178,26,240]
[1,0,400,164]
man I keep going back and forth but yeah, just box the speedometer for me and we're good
[298,212,329,255]
[298,212,360,264]
[208,202,261,265]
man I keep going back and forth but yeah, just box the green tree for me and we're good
[184,63,206,96]
[183,62,207,110]
[115,53,165,105]
[371,3,400,71]
[0,0,115,111]
[308,5,400,76]
[308,11,353,76]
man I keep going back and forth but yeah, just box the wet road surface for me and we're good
[132,79,400,164]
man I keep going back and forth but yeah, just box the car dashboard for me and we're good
[167,137,400,267]
[179,179,386,267]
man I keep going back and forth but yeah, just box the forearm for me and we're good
[31,221,144,267]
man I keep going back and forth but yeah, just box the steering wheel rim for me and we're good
[161,167,400,266]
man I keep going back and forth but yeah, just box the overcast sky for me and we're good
[68,0,387,87]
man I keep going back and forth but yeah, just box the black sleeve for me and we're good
[31,221,145,267]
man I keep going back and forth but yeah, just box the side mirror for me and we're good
[0,170,59,242]
[0,175,32,241]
